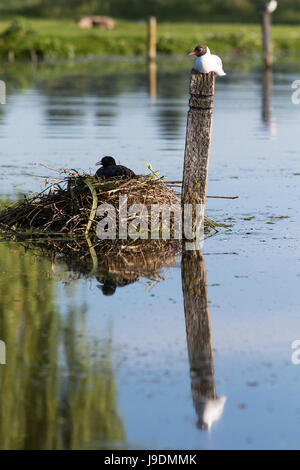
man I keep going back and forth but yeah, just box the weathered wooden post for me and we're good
[261,2,277,69]
[182,71,215,243]
[148,16,157,62]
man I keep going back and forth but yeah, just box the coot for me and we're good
[95,156,135,179]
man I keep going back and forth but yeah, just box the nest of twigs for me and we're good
[0,169,217,262]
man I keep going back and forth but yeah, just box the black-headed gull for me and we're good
[188,45,226,77]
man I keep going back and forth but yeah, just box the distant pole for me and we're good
[182,72,215,239]
[148,17,157,61]
[262,10,272,68]
[261,2,278,69]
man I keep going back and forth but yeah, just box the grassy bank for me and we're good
[1,0,300,24]
[0,18,299,61]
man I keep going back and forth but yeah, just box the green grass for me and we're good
[1,0,300,24]
[0,18,299,60]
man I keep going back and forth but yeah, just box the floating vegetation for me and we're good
[267,215,290,220]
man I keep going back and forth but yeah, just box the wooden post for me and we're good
[262,9,272,68]
[148,17,157,61]
[182,72,215,240]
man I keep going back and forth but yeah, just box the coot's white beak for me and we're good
[96,161,102,166]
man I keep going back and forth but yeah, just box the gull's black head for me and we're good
[97,156,116,167]
[188,45,208,57]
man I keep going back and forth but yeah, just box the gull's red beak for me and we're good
[188,51,196,56]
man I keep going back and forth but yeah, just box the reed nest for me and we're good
[0,170,217,260]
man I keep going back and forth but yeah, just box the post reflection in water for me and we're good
[262,67,276,137]
[0,227,183,448]
[148,60,157,102]
[181,249,226,431]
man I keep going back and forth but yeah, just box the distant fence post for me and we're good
[182,71,215,244]
[148,17,157,61]
[262,10,272,68]
[261,1,278,69]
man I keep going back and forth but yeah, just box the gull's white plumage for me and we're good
[265,1,278,14]
[193,47,226,76]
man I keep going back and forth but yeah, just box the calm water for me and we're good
[0,57,300,449]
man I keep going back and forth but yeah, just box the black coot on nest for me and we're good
[95,156,136,179]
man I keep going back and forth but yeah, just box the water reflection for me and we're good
[48,240,180,296]
[148,60,157,102]
[181,249,226,430]
[0,229,226,446]
[0,242,125,449]
[262,68,276,137]
[0,234,183,448]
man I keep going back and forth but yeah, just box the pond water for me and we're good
[0,57,300,450]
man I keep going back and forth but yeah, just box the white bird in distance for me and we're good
[263,1,278,14]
